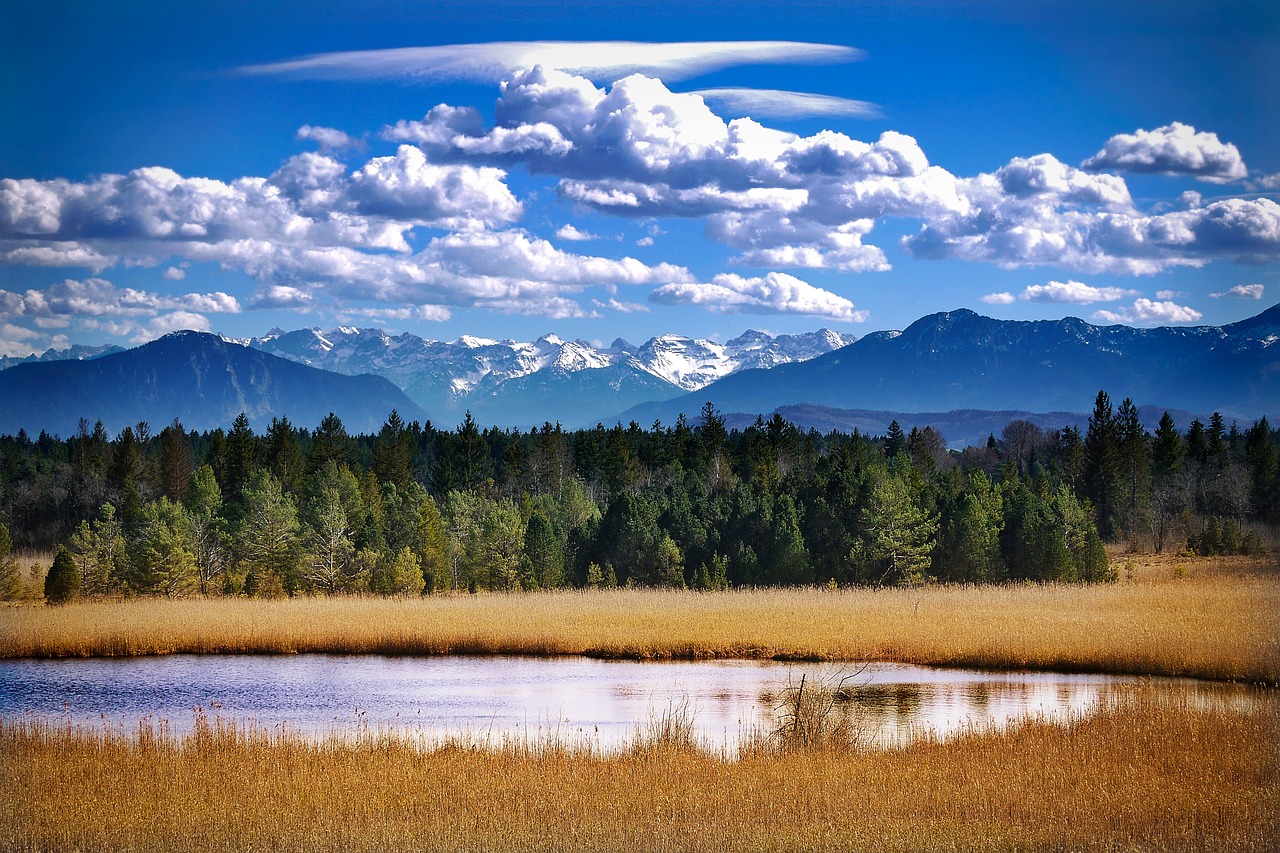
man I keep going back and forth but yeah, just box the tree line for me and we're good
[1,391,1274,601]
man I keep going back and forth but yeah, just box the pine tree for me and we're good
[1114,398,1151,542]
[373,410,415,492]
[44,547,81,604]
[1150,412,1185,552]
[857,474,937,586]
[1083,391,1121,539]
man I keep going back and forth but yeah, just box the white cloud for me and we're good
[651,271,867,321]
[1210,284,1264,299]
[1155,289,1182,299]
[297,124,359,152]
[1020,280,1139,304]
[239,40,863,84]
[1092,298,1203,325]
[1082,122,1248,183]
[636,236,654,247]
[692,88,880,119]
[337,305,452,323]
[556,224,598,241]
[1,242,115,272]
[981,292,1016,305]
[162,266,186,281]
[251,284,315,310]
[0,278,240,322]
[0,321,41,358]
[593,298,651,314]
[132,311,212,343]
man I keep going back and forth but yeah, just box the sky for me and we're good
[1,0,1277,357]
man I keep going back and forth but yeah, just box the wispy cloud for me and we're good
[239,41,863,84]
[692,88,880,119]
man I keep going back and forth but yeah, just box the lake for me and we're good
[0,655,1257,750]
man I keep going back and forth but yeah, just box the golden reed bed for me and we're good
[3,556,1277,683]
[2,689,1275,852]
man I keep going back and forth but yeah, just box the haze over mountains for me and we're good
[0,306,1275,441]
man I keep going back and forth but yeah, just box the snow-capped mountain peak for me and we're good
[246,325,859,427]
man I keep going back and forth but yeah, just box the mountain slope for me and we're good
[0,331,426,437]
[618,306,1280,426]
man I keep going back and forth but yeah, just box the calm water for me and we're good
[0,655,1256,749]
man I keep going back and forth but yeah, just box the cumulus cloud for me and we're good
[1092,298,1203,325]
[0,278,240,345]
[981,292,1016,305]
[162,266,186,281]
[297,124,359,152]
[692,88,880,119]
[0,278,240,322]
[556,224,599,241]
[651,271,867,321]
[132,311,212,342]
[1020,280,1140,304]
[1210,283,1264,299]
[239,40,863,84]
[1082,122,1248,183]
[1,241,114,271]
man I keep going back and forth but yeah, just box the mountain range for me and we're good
[242,327,856,427]
[0,306,1275,441]
[0,331,424,437]
[620,305,1280,430]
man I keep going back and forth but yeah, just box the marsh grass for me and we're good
[2,688,1274,852]
[3,555,1277,682]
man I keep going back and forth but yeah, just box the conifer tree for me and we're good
[44,547,80,604]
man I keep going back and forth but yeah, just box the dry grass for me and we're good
[3,556,1277,683]
[1,688,1275,852]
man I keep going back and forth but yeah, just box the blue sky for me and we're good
[1,0,1276,355]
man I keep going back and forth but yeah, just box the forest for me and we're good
[1,391,1274,600]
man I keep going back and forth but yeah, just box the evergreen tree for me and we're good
[44,547,80,604]
[265,417,305,495]
[186,464,228,595]
[237,471,300,594]
[884,420,906,458]
[133,497,197,597]
[856,474,937,585]
[522,509,564,589]
[373,410,415,492]
[1083,391,1120,539]
[1244,417,1279,523]
[1150,412,1186,552]
[0,522,20,599]
[158,420,192,503]
[1114,398,1151,542]
[309,413,354,473]
[303,486,357,593]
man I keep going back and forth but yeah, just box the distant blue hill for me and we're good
[616,305,1280,428]
[0,331,426,437]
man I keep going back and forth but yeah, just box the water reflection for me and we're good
[0,655,1259,750]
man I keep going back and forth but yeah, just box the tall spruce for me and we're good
[1083,391,1121,539]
